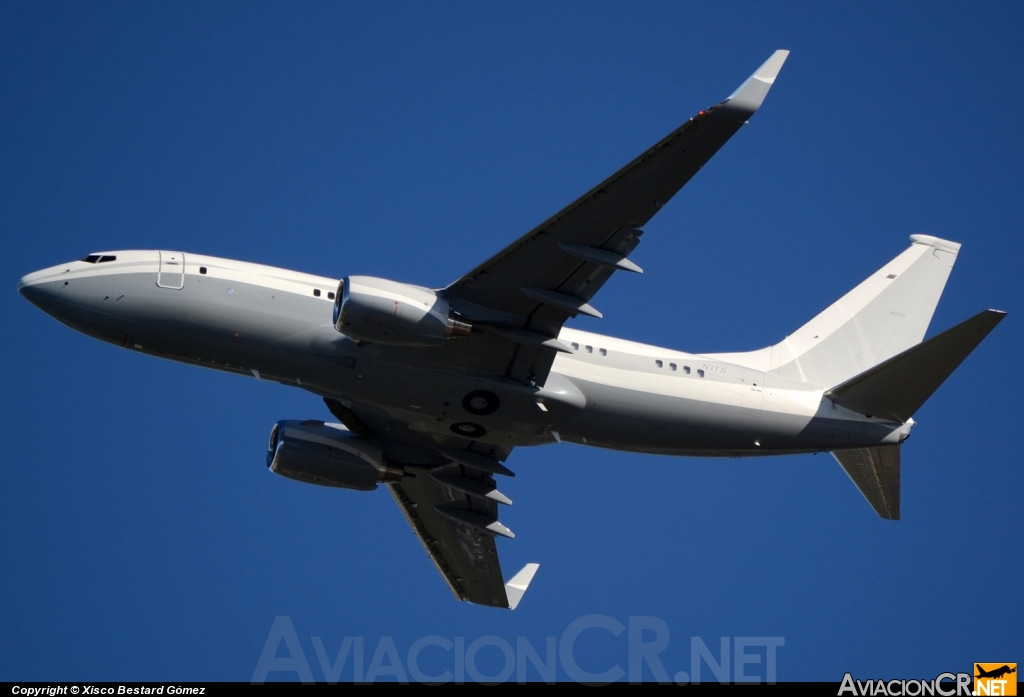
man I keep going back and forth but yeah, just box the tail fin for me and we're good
[826,309,1005,422]
[710,235,961,387]
[832,445,901,520]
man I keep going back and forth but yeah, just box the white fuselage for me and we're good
[19,250,911,459]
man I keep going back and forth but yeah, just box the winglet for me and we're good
[722,50,790,117]
[505,563,540,610]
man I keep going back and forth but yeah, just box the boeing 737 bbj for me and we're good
[18,51,1004,609]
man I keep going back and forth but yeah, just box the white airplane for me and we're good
[18,51,1003,609]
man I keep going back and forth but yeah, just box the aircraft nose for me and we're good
[18,273,64,315]
[18,277,38,300]
[18,264,80,318]
[19,269,47,294]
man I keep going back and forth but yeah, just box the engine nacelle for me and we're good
[267,420,403,491]
[333,276,471,346]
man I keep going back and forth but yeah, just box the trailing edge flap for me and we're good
[387,464,513,609]
[826,310,1006,423]
[832,446,901,520]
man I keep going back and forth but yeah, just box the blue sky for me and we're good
[2,2,1021,682]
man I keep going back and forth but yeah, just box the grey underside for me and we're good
[559,378,903,456]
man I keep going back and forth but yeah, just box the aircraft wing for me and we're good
[323,398,535,608]
[440,50,789,384]
[387,462,512,610]
[388,460,538,608]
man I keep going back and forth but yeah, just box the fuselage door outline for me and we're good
[157,251,186,290]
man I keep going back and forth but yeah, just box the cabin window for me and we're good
[572,343,579,350]
[82,255,100,263]
[655,360,663,368]
[669,363,677,371]
[683,366,691,374]
[599,348,607,356]
[328,291,335,300]
[697,369,705,377]
[199,267,207,275]
[586,345,593,353]
[98,255,116,263]
[313,289,321,297]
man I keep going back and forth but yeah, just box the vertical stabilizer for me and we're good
[772,235,959,386]
[709,236,960,388]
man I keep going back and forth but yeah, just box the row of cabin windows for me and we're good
[195,266,336,299]
[80,257,333,300]
[570,343,607,356]
[569,341,705,378]
[655,360,704,377]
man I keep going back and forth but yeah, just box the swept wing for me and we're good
[440,50,790,384]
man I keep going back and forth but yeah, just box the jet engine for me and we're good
[333,276,471,346]
[267,419,403,491]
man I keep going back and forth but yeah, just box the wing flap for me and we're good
[387,465,511,607]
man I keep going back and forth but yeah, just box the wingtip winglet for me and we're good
[754,49,790,83]
[722,49,790,117]
[505,562,540,610]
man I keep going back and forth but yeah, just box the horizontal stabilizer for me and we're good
[505,563,540,611]
[832,445,901,520]
[826,310,1005,422]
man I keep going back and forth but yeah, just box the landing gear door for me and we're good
[157,251,185,289]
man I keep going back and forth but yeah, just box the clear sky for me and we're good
[2,1,1020,683]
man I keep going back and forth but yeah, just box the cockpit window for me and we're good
[98,255,117,263]
[82,255,101,263]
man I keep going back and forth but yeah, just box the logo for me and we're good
[974,664,1017,696]
[838,672,971,696]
